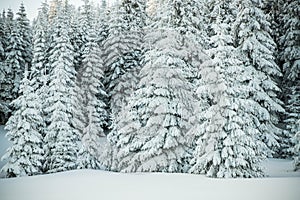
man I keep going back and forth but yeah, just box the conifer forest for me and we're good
[0,0,299,179]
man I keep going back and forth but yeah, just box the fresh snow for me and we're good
[0,125,300,200]
[0,168,299,200]
[262,158,300,178]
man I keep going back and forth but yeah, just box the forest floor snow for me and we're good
[0,126,300,200]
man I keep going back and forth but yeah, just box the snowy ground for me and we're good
[0,167,299,200]
[0,126,300,200]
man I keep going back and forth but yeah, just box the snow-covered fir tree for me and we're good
[16,3,33,70]
[281,0,300,165]
[0,10,18,123]
[95,0,109,46]
[262,0,283,56]
[280,0,300,77]
[103,0,146,120]
[280,0,300,159]
[189,1,266,178]
[172,0,209,50]
[280,0,300,83]
[43,4,81,173]
[0,4,32,124]
[77,2,108,169]
[282,83,300,158]
[102,4,128,108]
[100,95,141,171]
[4,8,14,34]
[69,8,83,72]
[233,0,285,157]
[70,0,95,72]
[293,119,300,170]
[3,20,25,109]
[0,11,9,124]
[150,0,209,86]
[0,11,7,74]
[29,2,51,149]
[108,1,195,173]
[1,67,44,177]
[31,1,50,94]
[160,0,210,151]
[285,85,300,160]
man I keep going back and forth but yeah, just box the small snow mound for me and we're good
[262,158,300,177]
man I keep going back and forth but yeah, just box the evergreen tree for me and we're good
[146,0,209,89]
[0,9,16,123]
[43,5,81,173]
[233,0,285,157]
[0,10,8,124]
[285,85,300,156]
[1,68,44,177]
[280,0,300,83]
[70,0,92,72]
[77,2,108,169]
[95,0,109,46]
[0,11,6,63]
[0,5,32,124]
[16,3,33,70]
[29,2,50,151]
[293,119,300,170]
[160,0,210,152]
[31,1,50,93]
[103,0,146,119]
[189,1,266,178]
[171,0,209,50]
[69,9,82,72]
[3,22,25,108]
[262,0,283,56]
[102,97,141,171]
[109,2,194,173]
[4,8,14,34]
[280,0,300,159]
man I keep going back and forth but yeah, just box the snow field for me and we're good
[0,168,299,200]
[262,158,300,177]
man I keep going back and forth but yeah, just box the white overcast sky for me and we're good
[0,0,115,21]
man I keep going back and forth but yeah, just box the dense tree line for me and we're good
[0,0,299,178]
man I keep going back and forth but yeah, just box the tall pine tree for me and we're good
[233,0,285,157]
[0,10,9,124]
[293,119,300,170]
[103,0,146,120]
[189,0,266,178]
[1,68,44,177]
[280,0,300,160]
[0,10,23,123]
[16,3,33,71]
[4,22,24,109]
[76,0,108,169]
[31,1,50,94]
[43,4,81,173]
[108,1,195,173]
